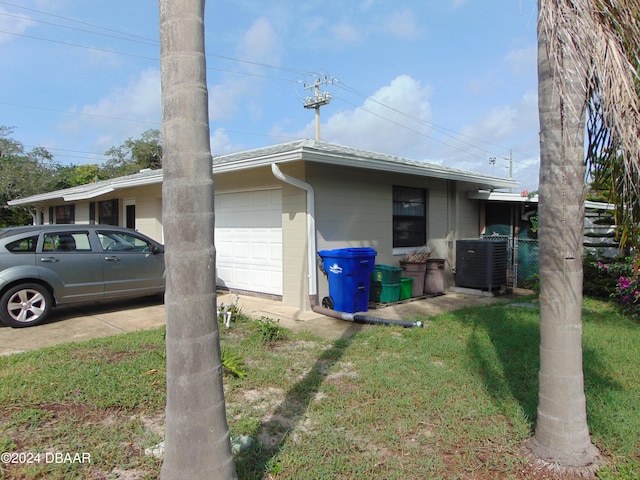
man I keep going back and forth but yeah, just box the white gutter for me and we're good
[271,163,318,301]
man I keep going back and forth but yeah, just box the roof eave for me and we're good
[8,170,163,206]
[469,191,615,210]
[302,150,518,189]
[213,144,519,190]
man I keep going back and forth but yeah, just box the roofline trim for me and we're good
[10,141,519,205]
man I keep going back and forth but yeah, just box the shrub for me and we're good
[220,347,247,378]
[583,253,631,298]
[522,273,540,294]
[251,317,288,343]
[591,254,640,318]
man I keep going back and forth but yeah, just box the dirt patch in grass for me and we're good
[69,344,161,364]
[1,402,162,479]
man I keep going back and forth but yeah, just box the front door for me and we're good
[126,204,136,229]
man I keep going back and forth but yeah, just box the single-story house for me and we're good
[9,139,518,313]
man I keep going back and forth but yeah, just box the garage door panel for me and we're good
[233,240,250,258]
[215,190,282,295]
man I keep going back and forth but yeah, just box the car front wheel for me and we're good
[0,284,53,328]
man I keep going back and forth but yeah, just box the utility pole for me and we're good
[489,150,514,191]
[303,76,333,141]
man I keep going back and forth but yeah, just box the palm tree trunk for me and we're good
[526,1,600,470]
[159,0,237,478]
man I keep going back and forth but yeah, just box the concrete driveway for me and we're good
[0,295,166,356]
[0,290,527,356]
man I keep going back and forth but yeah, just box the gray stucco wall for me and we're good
[306,162,481,301]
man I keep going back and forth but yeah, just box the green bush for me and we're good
[521,273,540,294]
[585,253,640,319]
[583,253,630,298]
[220,347,247,378]
[251,317,288,343]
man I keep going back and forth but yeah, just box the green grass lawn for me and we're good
[0,297,638,479]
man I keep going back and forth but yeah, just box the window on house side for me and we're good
[393,186,426,248]
[99,199,119,225]
[53,205,75,224]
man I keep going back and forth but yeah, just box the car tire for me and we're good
[0,283,53,328]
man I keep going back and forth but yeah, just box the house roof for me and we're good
[213,139,519,189]
[468,190,615,210]
[9,139,518,206]
[8,168,164,206]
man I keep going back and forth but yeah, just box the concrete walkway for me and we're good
[0,289,529,356]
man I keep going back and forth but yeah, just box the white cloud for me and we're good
[61,68,161,152]
[467,44,537,96]
[238,18,281,67]
[459,89,538,143]
[209,18,281,120]
[387,9,421,39]
[331,22,362,47]
[0,7,34,44]
[80,68,160,121]
[209,79,252,121]
[359,0,374,11]
[443,89,540,189]
[504,45,536,77]
[210,128,235,155]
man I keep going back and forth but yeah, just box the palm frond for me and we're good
[539,0,640,247]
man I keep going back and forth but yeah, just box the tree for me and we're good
[103,128,162,178]
[0,126,56,226]
[585,1,640,248]
[52,164,101,190]
[527,0,640,474]
[158,1,237,478]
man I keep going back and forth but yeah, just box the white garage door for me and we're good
[215,189,282,295]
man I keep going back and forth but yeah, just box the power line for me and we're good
[334,96,494,162]
[0,3,531,167]
[23,145,107,157]
[0,3,511,155]
[0,4,311,76]
[0,10,157,46]
[0,30,158,62]
[0,28,308,85]
[0,1,155,42]
[0,101,161,126]
[336,80,508,157]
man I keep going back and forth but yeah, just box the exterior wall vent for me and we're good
[455,239,508,291]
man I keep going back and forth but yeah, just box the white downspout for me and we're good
[271,163,318,303]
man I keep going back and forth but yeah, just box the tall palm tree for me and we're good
[528,0,640,474]
[158,0,237,478]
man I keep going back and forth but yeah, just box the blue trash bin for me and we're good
[318,247,377,313]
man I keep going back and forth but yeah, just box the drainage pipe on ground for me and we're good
[312,305,423,328]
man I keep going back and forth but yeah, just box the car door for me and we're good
[37,231,105,303]
[97,229,164,297]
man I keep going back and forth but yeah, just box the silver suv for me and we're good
[0,225,164,328]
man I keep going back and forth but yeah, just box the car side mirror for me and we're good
[151,245,163,254]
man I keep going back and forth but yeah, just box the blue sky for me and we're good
[1,0,539,191]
